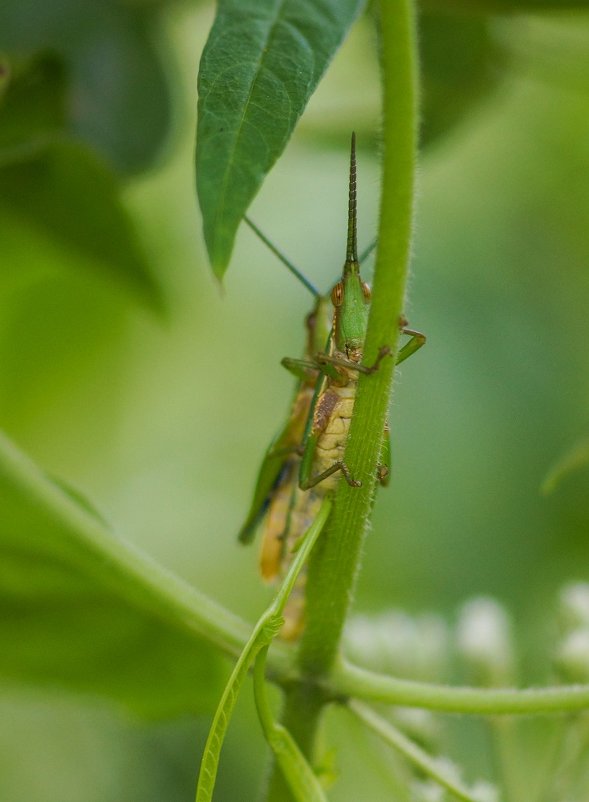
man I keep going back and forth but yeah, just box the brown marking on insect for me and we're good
[312,389,340,435]
[345,344,363,363]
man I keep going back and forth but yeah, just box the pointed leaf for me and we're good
[196,0,365,277]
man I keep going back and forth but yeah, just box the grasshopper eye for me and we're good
[331,282,344,306]
[361,282,371,301]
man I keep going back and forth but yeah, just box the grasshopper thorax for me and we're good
[331,132,371,362]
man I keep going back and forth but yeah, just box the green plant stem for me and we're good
[347,700,483,802]
[298,0,418,682]
[330,661,589,714]
[264,2,419,798]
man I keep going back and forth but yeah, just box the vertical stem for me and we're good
[299,0,419,676]
[263,1,419,798]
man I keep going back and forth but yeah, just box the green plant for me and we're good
[2,0,589,800]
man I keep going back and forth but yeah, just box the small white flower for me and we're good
[556,628,589,681]
[344,614,389,671]
[432,755,462,782]
[411,779,445,802]
[344,610,449,681]
[471,780,500,802]
[559,582,589,630]
[393,706,439,743]
[456,597,514,684]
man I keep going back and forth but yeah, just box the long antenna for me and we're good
[346,132,359,267]
[244,215,319,298]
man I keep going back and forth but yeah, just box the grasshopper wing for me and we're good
[237,389,310,544]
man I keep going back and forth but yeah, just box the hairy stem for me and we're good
[301,4,417,685]
[299,0,418,679]
[330,661,589,714]
[264,1,419,798]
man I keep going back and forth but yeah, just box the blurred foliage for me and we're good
[1,1,589,801]
[419,13,501,147]
[0,53,163,306]
[0,54,67,157]
[0,140,162,306]
[0,0,176,173]
[0,431,224,718]
[543,435,589,494]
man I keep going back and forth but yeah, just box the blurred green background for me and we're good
[1,1,589,799]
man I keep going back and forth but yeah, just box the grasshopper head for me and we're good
[331,264,370,361]
[331,132,371,362]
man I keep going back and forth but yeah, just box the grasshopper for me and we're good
[239,134,425,639]
[289,133,425,494]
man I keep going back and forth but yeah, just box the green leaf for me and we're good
[0,141,163,309]
[0,428,251,717]
[0,0,172,174]
[196,0,365,278]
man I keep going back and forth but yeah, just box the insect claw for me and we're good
[364,345,391,374]
[340,461,362,487]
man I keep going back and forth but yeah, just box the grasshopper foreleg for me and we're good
[314,345,392,377]
[360,345,392,374]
